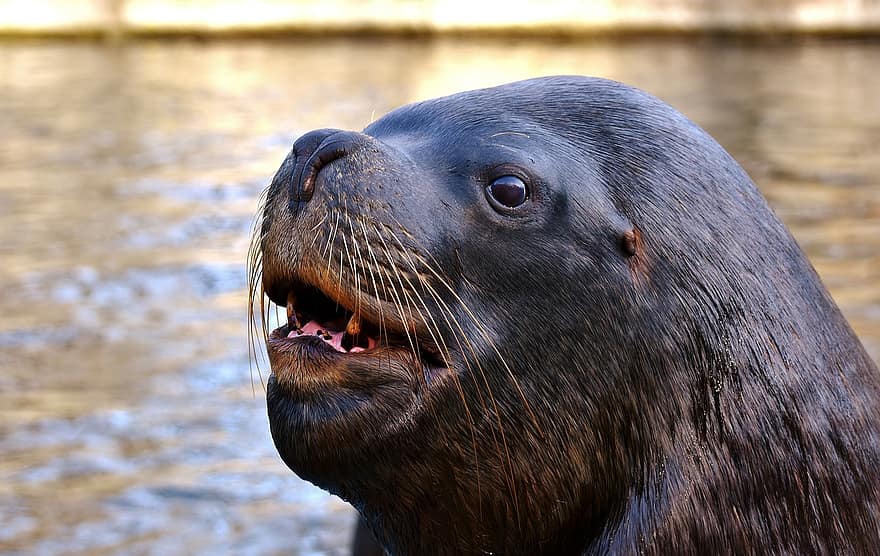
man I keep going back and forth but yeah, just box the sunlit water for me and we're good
[1,37,878,555]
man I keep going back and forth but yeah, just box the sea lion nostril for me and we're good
[289,128,341,207]
[289,129,370,207]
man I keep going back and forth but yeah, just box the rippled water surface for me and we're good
[1,37,878,555]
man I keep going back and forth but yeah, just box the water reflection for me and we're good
[0,37,878,554]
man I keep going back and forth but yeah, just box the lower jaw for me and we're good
[265,363,427,473]
[266,330,426,394]
[264,327,454,437]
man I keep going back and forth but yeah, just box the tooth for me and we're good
[287,291,299,329]
[286,291,297,327]
[345,312,362,337]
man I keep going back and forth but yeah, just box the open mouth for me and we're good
[266,280,441,362]
[262,273,447,465]
[277,283,380,353]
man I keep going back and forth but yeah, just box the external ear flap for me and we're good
[621,228,642,257]
[621,227,650,287]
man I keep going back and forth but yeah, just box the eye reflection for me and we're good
[486,175,528,209]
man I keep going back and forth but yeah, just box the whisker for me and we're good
[305,214,328,254]
[383,220,534,520]
[339,200,359,316]
[246,185,271,393]
[345,214,364,327]
[372,226,486,507]
[373,240,421,363]
[308,214,328,234]
[324,210,341,278]
[366,224,481,496]
[411,248,540,432]
[336,241,346,309]
[357,218,390,345]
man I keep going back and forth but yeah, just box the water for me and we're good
[1,37,878,555]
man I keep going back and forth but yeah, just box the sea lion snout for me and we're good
[289,128,376,205]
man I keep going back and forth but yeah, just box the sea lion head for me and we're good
[252,76,879,554]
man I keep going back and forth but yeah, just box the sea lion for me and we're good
[251,76,880,555]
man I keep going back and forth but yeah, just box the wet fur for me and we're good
[256,76,880,555]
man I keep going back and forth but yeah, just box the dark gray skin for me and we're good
[254,76,880,555]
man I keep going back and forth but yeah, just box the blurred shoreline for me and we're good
[2,0,880,39]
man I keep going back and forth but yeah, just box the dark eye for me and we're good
[486,175,528,209]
